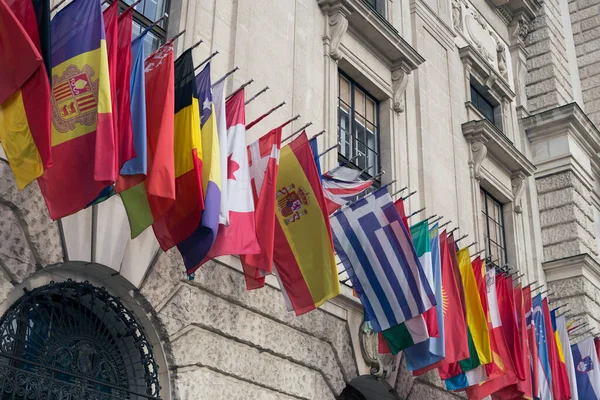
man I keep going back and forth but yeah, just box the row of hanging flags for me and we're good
[3,0,600,398]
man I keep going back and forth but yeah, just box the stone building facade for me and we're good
[1,0,600,398]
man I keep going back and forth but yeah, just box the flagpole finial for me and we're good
[470,248,485,258]
[318,144,338,158]
[428,215,443,225]
[391,187,408,198]
[439,220,451,230]
[402,190,417,201]
[194,51,219,71]
[212,67,239,88]
[169,30,187,43]
[227,79,254,100]
[455,233,469,243]
[245,86,270,106]
[408,207,426,219]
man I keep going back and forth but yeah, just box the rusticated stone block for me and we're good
[187,260,358,380]
[0,205,36,283]
[543,240,592,260]
[408,380,465,399]
[158,284,346,392]
[0,162,62,268]
[139,248,186,309]
[171,326,338,397]
[536,171,587,196]
[173,367,303,400]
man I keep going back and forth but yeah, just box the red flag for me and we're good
[413,230,469,376]
[394,198,411,239]
[115,5,135,169]
[103,1,119,176]
[202,89,259,261]
[502,276,526,381]
[0,0,41,103]
[595,338,600,364]
[543,298,570,400]
[240,126,282,289]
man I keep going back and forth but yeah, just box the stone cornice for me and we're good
[463,118,536,177]
[459,45,516,102]
[501,0,540,21]
[543,253,600,291]
[318,0,425,72]
[523,103,600,161]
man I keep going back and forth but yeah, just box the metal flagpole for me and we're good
[226,79,254,100]
[318,145,338,158]
[212,67,239,88]
[194,51,219,71]
[245,86,270,105]
[281,122,313,143]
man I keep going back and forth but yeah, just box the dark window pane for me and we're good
[480,189,507,266]
[471,85,495,124]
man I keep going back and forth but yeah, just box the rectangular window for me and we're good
[480,189,508,266]
[338,72,380,179]
[470,85,495,124]
[364,0,386,16]
[105,0,168,58]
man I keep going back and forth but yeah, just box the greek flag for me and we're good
[330,187,436,332]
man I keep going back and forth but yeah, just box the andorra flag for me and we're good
[37,0,115,219]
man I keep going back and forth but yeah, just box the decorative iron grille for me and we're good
[0,280,162,399]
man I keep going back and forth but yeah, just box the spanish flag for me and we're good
[0,0,52,190]
[272,132,340,316]
[37,0,115,219]
[151,49,203,250]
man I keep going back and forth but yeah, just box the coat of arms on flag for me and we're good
[277,184,310,225]
[51,67,99,131]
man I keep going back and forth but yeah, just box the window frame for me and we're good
[363,0,386,17]
[337,70,381,182]
[480,188,508,267]
[470,84,495,125]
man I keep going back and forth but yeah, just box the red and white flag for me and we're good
[322,166,372,214]
[240,126,282,289]
[202,89,259,260]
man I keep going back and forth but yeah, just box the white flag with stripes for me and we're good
[330,187,436,332]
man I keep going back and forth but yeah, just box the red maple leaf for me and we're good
[227,154,240,180]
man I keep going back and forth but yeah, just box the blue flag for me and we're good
[572,337,600,399]
[309,137,322,182]
[120,31,147,175]
[533,294,553,398]
[404,223,445,369]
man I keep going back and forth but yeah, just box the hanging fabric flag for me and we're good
[544,298,571,400]
[404,224,445,369]
[199,88,259,264]
[465,270,517,399]
[213,80,229,226]
[176,62,222,273]
[103,0,119,178]
[413,220,438,338]
[571,336,600,399]
[331,186,436,333]
[0,0,40,104]
[496,283,533,399]
[37,0,114,218]
[321,172,373,214]
[444,252,491,390]
[31,0,50,81]
[557,313,579,400]
[533,293,553,399]
[116,27,148,189]
[120,41,175,238]
[150,48,203,249]
[500,275,526,383]
[552,309,574,400]
[524,285,540,398]
[309,137,322,182]
[1,0,52,190]
[115,5,135,170]
[240,125,282,290]
[273,132,339,315]
[413,230,469,376]
[323,165,361,181]
[394,197,411,238]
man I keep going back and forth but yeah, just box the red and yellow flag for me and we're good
[272,132,339,315]
[0,0,52,190]
[37,0,115,218]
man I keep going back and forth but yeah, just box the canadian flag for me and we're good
[202,89,259,261]
[240,126,282,289]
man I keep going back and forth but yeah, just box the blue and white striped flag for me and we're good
[330,187,436,332]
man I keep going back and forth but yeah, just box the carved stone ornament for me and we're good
[328,11,349,61]
[466,9,495,64]
[452,0,462,31]
[470,140,488,180]
[511,19,529,46]
[511,174,525,213]
[392,69,409,114]
[359,321,395,377]
[496,41,508,80]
